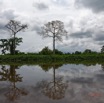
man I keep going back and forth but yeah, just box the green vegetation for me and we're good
[39,46,63,55]
[0,38,22,55]
[0,53,104,63]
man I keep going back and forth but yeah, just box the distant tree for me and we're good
[39,46,53,55]
[83,49,92,54]
[54,49,63,55]
[101,45,104,53]
[74,51,81,55]
[39,46,63,55]
[40,20,67,54]
[65,52,70,55]
[5,20,27,55]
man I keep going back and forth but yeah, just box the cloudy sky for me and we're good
[0,0,104,53]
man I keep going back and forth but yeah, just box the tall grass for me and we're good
[0,53,104,63]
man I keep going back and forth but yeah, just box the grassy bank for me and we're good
[0,54,104,63]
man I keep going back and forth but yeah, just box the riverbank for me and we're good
[0,54,104,63]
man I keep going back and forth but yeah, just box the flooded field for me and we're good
[0,63,104,103]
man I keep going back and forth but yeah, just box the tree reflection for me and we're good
[101,64,104,71]
[0,65,28,101]
[39,63,63,71]
[36,64,68,100]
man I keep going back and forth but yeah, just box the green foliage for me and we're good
[83,49,92,54]
[8,37,22,55]
[74,51,82,55]
[101,45,104,53]
[0,53,104,63]
[54,49,63,55]
[39,63,63,71]
[0,38,22,55]
[39,46,63,55]
[0,39,9,54]
[82,49,98,54]
[39,46,53,55]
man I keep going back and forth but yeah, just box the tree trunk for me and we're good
[53,68,55,87]
[10,65,16,87]
[53,34,55,55]
[13,34,16,55]
[10,40,14,55]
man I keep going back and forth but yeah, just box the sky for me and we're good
[0,0,104,53]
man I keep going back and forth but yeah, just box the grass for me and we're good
[0,53,104,64]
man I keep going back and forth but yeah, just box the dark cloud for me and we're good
[75,0,104,13]
[0,20,6,30]
[97,41,104,45]
[0,10,18,20]
[32,25,41,34]
[94,35,104,41]
[0,9,18,36]
[70,30,92,38]
[93,32,104,41]
[33,2,49,10]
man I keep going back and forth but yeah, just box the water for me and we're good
[0,63,104,103]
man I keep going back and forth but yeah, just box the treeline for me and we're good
[4,46,103,55]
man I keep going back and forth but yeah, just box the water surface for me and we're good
[0,63,104,103]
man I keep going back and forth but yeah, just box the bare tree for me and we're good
[41,20,67,54]
[5,20,28,55]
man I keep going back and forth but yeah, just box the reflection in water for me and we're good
[0,65,28,101]
[36,64,68,100]
[39,63,63,71]
[0,63,104,103]
[101,64,104,71]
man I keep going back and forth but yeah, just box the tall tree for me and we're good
[5,20,27,55]
[40,20,67,54]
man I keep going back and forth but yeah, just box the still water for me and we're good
[0,63,104,103]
